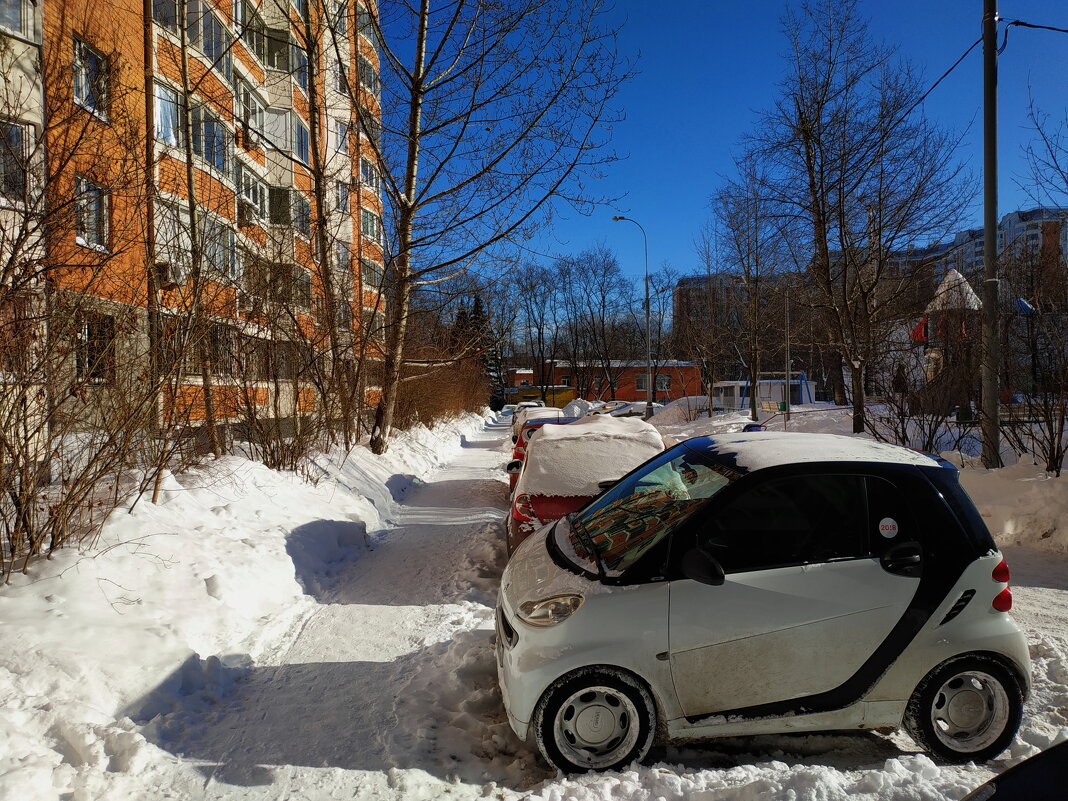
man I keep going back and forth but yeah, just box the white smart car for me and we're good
[496,432,1030,773]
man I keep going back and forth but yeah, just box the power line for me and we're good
[999,19,1068,54]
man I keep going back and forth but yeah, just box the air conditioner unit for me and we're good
[156,260,189,289]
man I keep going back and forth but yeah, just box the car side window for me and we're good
[702,474,868,572]
[865,475,918,557]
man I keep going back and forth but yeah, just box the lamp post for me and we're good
[612,215,653,419]
[784,277,791,429]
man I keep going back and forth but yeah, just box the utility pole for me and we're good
[981,0,1001,467]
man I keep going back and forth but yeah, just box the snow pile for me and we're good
[519,416,664,497]
[561,398,592,418]
[952,462,1068,554]
[651,395,712,424]
[0,413,487,801]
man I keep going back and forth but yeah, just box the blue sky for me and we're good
[532,1,1068,284]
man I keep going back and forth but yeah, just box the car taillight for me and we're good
[513,493,536,521]
[992,559,1010,583]
[992,587,1013,612]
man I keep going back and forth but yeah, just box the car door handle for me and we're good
[881,542,923,576]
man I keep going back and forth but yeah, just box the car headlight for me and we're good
[516,594,584,627]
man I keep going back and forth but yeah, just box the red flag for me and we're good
[909,317,927,342]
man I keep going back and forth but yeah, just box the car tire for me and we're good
[532,666,656,773]
[904,654,1024,764]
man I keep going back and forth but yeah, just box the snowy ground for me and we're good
[1,409,1067,800]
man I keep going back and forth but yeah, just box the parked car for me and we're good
[961,739,1068,800]
[500,404,519,417]
[508,416,581,491]
[590,400,630,415]
[506,416,665,553]
[511,407,564,441]
[496,432,1029,773]
[608,401,664,418]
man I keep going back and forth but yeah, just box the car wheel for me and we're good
[533,667,656,773]
[905,654,1024,764]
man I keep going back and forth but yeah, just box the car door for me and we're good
[667,472,920,719]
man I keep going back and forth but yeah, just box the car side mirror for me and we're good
[511,434,518,444]
[681,547,725,586]
[597,478,619,492]
[506,459,523,475]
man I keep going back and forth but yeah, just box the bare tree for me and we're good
[358,0,628,452]
[747,0,971,432]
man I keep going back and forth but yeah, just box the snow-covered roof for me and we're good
[926,269,981,313]
[518,416,665,497]
[694,431,942,473]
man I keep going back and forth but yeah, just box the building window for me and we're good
[331,0,346,36]
[335,239,350,271]
[235,163,267,219]
[335,119,348,153]
[0,121,27,201]
[293,45,308,92]
[333,60,348,94]
[357,54,379,95]
[77,312,115,383]
[187,1,232,81]
[191,105,229,172]
[361,207,382,243]
[75,177,108,249]
[560,375,571,386]
[356,3,380,50]
[152,0,176,30]
[238,81,265,133]
[293,0,308,20]
[360,256,381,288]
[336,180,349,212]
[635,373,668,393]
[154,83,182,146]
[360,157,380,193]
[200,212,237,278]
[357,105,380,148]
[236,0,266,63]
[293,192,311,237]
[294,119,309,164]
[0,0,27,36]
[73,37,107,117]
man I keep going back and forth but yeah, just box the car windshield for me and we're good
[560,446,737,576]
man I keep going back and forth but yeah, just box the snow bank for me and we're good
[561,398,592,418]
[651,395,711,425]
[951,461,1068,554]
[518,416,664,497]
[0,413,487,801]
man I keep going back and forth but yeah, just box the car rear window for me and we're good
[921,467,997,553]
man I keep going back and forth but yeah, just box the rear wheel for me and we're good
[905,655,1024,763]
[533,667,656,773]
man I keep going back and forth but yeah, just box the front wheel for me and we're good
[533,667,656,773]
[904,654,1024,763]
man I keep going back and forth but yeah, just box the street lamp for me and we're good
[612,215,653,420]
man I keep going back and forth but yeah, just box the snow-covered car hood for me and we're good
[500,523,597,613]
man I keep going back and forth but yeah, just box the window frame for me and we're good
[360,207,382,243]
[294,118,310,164]
[73,36,107,119]
[191,103,230,174]
[76,311,116,384]
[75,175,109,250]
[153,82,182,146]
[0,119,28,203]
[0,0,28,38]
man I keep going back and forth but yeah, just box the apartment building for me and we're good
[8,0,385,436]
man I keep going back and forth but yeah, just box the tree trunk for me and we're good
[851,360,866,433]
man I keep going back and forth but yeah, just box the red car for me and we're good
[508,417,580,491]
[506,415,665,553]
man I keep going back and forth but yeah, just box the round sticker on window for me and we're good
[879,517,899,538]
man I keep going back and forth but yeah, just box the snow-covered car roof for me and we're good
[689,431,944,473]
[516,416,665,497]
